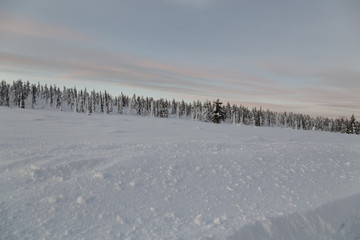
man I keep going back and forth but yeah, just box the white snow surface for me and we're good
[1,107,359,239]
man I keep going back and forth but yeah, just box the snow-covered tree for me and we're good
[29,86,34,109]
[349,114,356,134]
[118,95,123,114]
[201,101,211,122]
[171,99,177,115]
[20,91,25,109]
[176,103,180,118]
[128,94,137,115]
[150,100,155,117]
[159,99,168,118]
[49,85,54,107]
[73,88,78,113]
[0,81,10,107]
[211,99,225,124]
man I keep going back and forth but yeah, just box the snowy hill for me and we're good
[1,107,359,239]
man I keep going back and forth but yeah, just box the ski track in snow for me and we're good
[0,107,360,239]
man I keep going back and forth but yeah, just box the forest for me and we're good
[1,79,359,135]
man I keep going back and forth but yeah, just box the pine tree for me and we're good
[191,102,196,120]
[60,89,65,111]
[196,101,202,120]
[56,87,62,109]
[349,115,356,134]
[73,88,78,113]
[118,96,123,114]
[159,98,168,118]
[49,85,54,107]
[171,99,177,115]
[139,97,147,115]
[79,90,84,113]
[232,106,238,125]
[104,91,109,114]
[29,87,34,109]
[0,81,10,106]
[91,91,96,113]
[201,101,211,122]
[211,99,225,124]
[99,92,104,113]
[183,102,188,117]
[150,100,155,117]
[355,121,360,135]
[176,103,180,118]
[20,91,25,109]
[86,94,92,114]
[225,102,231,121]
[136,96,141,115]
[128,94,136,115]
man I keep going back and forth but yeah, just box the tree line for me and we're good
[1,80,359,134]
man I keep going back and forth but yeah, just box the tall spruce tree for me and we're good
[349,114,356,134]
[211,99,225,124]
[159,98,168,118]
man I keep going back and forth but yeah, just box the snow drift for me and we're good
[228,193,360,240]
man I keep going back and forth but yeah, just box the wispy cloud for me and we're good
[0,11,90,42]
[315,68,360,91]
[244,58,360,117]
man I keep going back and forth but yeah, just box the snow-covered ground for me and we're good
[1,107,359,239]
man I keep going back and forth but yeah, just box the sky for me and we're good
[0,0,359,118]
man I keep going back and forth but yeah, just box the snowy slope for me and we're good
[0,107,359,239]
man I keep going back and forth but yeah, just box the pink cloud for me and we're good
[0,11,90,42]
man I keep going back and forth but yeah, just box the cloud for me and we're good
[315,68,360,90]
[248,58,360,118]
[0,11,90,42]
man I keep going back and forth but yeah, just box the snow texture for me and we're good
[0,107,359,239]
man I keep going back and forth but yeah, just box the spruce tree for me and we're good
[211,99,225,124]
[201,101,211,122]
[171,99,177,115]
[20,91,25,109]
[118,96,123,114]
[150,100,155,117]
[29,87,34,109]
[159,98,168,118]
[0,81,9,106]
[349,115,356,134]
[176,103,180,118]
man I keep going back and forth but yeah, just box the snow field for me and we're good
[0,107,359,239]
